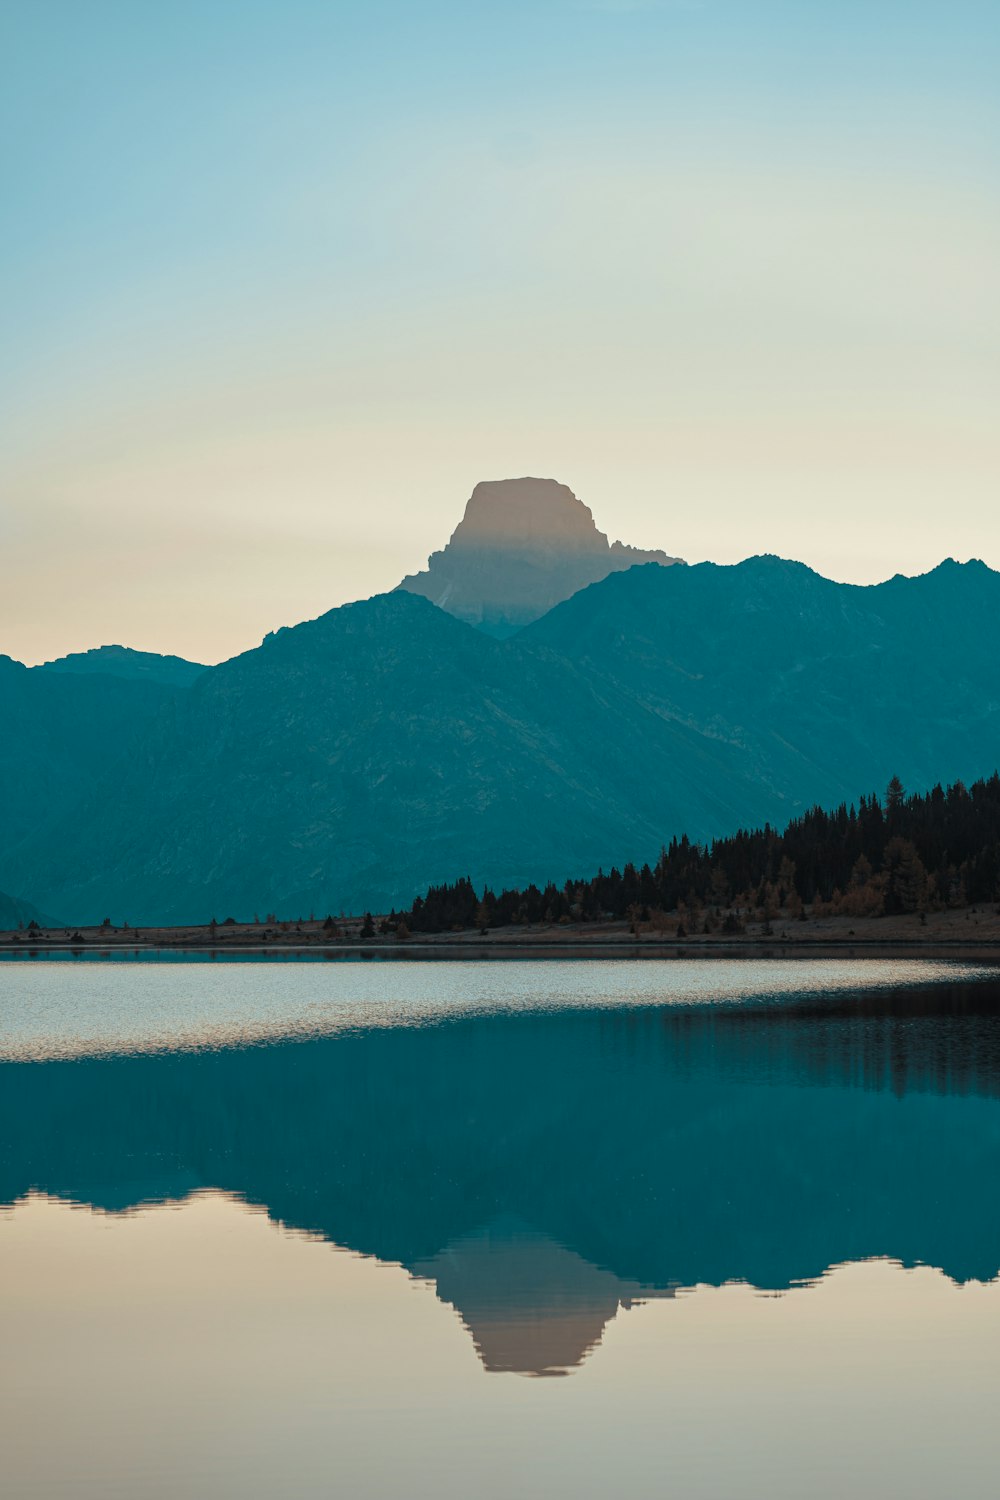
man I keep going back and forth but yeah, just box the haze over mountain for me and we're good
[2,542,998,925]
[397,477,680,636]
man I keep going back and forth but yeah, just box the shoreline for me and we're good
[3,938,1000,963]
[4,907,1000,964]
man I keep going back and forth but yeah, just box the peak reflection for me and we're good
[414,1218,663,1376]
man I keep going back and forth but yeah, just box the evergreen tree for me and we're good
[399,770,1000,933]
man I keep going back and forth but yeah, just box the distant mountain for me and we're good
[524,554,1000,817]
[4,592,753,922]
[36,643,207,687]
[397,476,681,635]
[0,889,61,931]
[0,655,187,857]
[3,555,999,925]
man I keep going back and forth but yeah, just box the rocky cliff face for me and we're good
[397,476,681,635]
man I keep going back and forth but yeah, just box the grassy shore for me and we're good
[3,905,1000,959]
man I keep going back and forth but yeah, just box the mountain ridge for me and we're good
[35,643,207,687]
[3,552,998,924]
[4,588,754,921]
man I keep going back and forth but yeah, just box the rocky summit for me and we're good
[397,476,681,635]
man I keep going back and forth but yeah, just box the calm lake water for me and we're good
[3,958,1000,1498]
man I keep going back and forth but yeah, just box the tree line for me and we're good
[397,772,1000,934]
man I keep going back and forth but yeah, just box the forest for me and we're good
[398,773,1000,935]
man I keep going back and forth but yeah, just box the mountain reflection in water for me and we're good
[3,975,1000,1378]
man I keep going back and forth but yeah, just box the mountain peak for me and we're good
[397,476,681,636]
[453,478,621,554]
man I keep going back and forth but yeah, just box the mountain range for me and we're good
[1,479,998,924]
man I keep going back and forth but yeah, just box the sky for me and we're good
[1,0,998,665]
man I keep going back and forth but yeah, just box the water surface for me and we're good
[2,959,999,1497]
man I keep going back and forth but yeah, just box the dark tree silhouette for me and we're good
[403,772,1000,932]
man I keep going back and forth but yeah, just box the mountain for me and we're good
[3,556,999,924]
[0,654,189,857]
[0,889,61,931]
[397,476,680,635]
[523,554,1000,811]
[2,591,757,923]
[36,643,207,687]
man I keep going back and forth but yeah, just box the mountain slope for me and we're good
[4,592,764,923]
[397,476,680,636]
[0,889,62,931]
[5,557,999,924]
[523,554,1000,811]
[0,656,187,855]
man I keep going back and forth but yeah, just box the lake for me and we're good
[3,957,1000,1498]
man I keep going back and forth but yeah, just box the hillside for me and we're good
[2,592,761,923]
[0,655,188,855]
[524,555,1000,810]
[3,556,999,925]
[404,772,1000,931]
[0,889,61,932]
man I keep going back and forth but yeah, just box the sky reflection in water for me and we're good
[2,960,1000,1498]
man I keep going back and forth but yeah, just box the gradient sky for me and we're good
[2,0,998,665]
